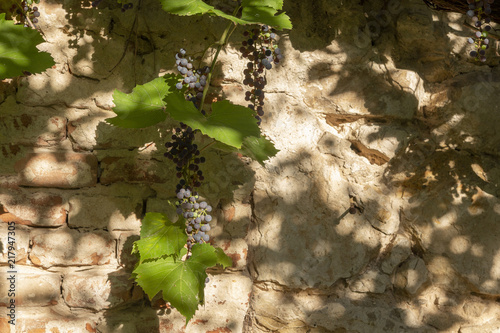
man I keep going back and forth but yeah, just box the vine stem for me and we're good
[200,140,217,153]
[198,6,242,113]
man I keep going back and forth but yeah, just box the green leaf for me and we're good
[159,0,247,25]
[164,94,260,149]
[213,135,279,166]
[133,243,232,323]
[0,13,55,79]
[241,5,292,30]
[240,135,279,165]
[214,247,233,268]
[133,212,187,263]
[159,0,292,30]
[242,0,284,10]
[107,75,181,128]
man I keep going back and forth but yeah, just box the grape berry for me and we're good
[466,0,494,62]
[176,188,213,254]
[174,48,210,109]
[8,0,41,27]
[164,123,205,191]
[239,25,283,125]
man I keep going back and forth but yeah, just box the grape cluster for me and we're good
[164,123,206,191]
[466,0,494,62]
[176,188,213,253]
[239,25,283,125]
[8,1,41,26]
[175,48,210,109]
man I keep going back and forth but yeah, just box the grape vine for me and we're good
[466,0,495,62]
[106,0,291,323]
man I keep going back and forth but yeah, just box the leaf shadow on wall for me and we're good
[244,0,500,331]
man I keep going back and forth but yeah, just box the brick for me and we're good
[0,266,61,307]
[12,307,98,333]
[145,197,178,219]
[100,156,167,184]
[62,269,140,311]
[213,238,248,270]
[116,231,140,270]
[30,228,115,268]
[0,114,66,147]
[0,145,26,175]
[0,318,11,333]
[96,308,161,333]
[15,152,97,188]
[0,190,67,227]
[68,195,141,230]
[0,222,30,264]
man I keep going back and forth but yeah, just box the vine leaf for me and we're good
[241,0,292,29]
[164,93,260,149]
[107,75,181,128]
[132,213,187,263]
[239,135,279,165]
[159,0,247,24]
[213,135,279,166]
[133,243,233,323]
[0,13,55,79]
[159,0,292,30]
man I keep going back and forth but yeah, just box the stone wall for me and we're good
[1,0,500,332]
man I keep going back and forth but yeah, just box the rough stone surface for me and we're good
[0,266,61,307]
[62,268,139,311]
[0,114,66,147]
[0,222,30,264]
[68,195,142,230]
[30,228,115,268]
[0,190,67,226]
[15,152,98,188]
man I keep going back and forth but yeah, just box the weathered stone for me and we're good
[459,323,500,333]
[0,114,66,147]
[100,156,167,184]
[62,269,139,311]
[0,266,61,307]
[0,223,30,264]
[11,306,99,333]
[212,238,248,271]
[15,152,98,188]
[30,228,115,268]
[393,256,429,295]
[381,235,412,274]
[0,190,67,226]
[249,286,434,332]
[68,195,142,230]
[70,116,167,151]
[349,269,391,294]
[249,176,381,288]
[116,231,140,270]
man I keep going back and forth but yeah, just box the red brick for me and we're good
[0,223,30,264]
[116,231,140,270]
[30,228,115,268]
[0,317,12,333]
[0,115,66,147]
[100,156,167,184]
[0,266,61,307]
[13,308,98,333]
[15,152,97,188]
[62,269,140,311]
[0,191,67,227]
[68,195,141,230]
